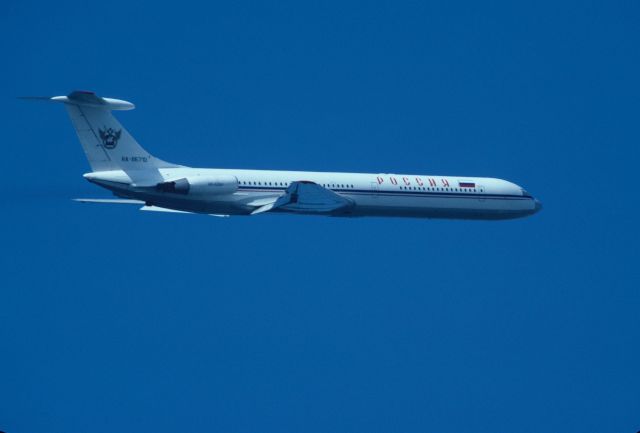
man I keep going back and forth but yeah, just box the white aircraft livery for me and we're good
[29,91,542,220]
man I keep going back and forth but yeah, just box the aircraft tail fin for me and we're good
[23,91,180,185]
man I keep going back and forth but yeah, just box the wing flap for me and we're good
[245,197,280,207]
[250,201,278,215]
[140,205,191,214]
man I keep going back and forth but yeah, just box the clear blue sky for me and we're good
[1,1,639,432]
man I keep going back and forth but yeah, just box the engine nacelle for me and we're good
[156,175,238,195]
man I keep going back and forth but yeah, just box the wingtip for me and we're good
[18,96,54,100]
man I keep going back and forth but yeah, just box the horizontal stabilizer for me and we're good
[20,91,134,110]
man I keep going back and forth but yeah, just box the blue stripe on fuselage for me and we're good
[236,186,529,200]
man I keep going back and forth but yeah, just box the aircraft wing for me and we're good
[74,198,229,217]
[73,198,145,204]
[251,181,354,215]
[140,206,229,217]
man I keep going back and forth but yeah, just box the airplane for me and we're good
[25,90,542,220]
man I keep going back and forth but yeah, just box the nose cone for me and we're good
[534,198,543,213]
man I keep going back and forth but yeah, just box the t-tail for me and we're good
[23,90,180,185]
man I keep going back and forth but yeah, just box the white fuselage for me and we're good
[31,91,541,220]
[86,167,542,220]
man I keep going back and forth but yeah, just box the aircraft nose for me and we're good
[534,198,543,213]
